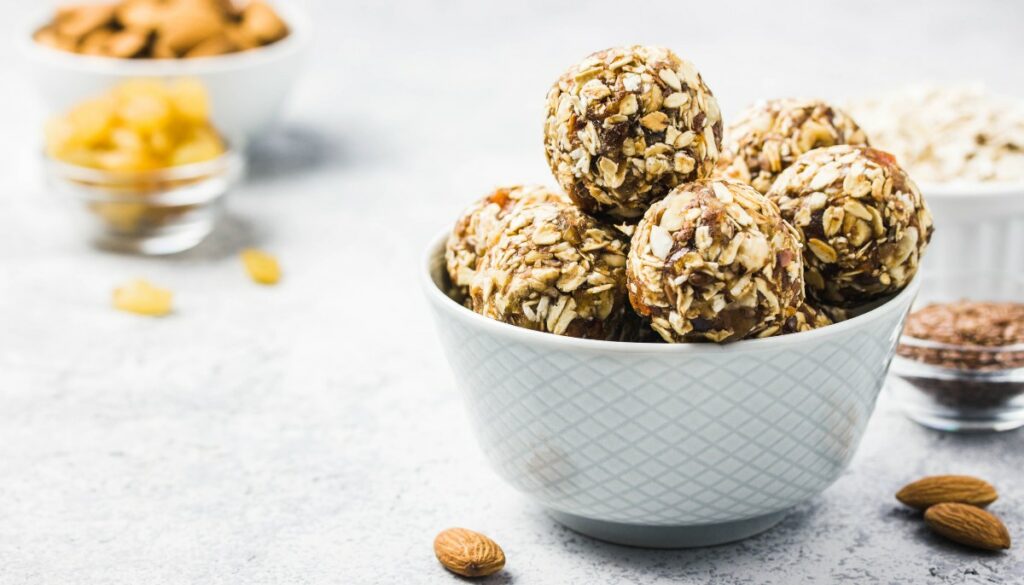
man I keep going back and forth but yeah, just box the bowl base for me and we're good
[90,219,214,255]
[546,509,788,549]
[901,409,1024,433]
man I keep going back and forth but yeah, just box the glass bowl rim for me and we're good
[902,270,1024,357]
[898,335,1024,354]
[43,146,243,184]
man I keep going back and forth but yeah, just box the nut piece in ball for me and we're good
[717,99,870,194]
[767,145,933,306]
[470,200,629,339]
[627,180,805,343]
[445,185,569,299]
[779,303,833,335]
[544,46,723,221]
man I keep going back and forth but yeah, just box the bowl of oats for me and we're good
[847,85,1024,282]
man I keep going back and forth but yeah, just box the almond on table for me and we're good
[924,503,1011,551]
[241,249,281,285]
[113,279,173,316]
[896,475,999,510]
[433,528,505,578]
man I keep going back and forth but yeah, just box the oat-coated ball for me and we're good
[779,303,833,335]
[627,180,805,343]
[543,46,723,221]
[470,199,630,339]
[767,145,933,306]
[717,99,870,194]
[445,185,569,298]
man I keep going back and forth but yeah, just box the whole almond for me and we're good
[105,29,149,58]
[158,2,224,53]
[433,527,505,578]
[896,475,998,510]
[924,503,1011,551]
[185,33,237,58]
[241,1,289,44]
[55,4,115,39]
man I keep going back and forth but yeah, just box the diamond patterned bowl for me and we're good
[423,232,918,548]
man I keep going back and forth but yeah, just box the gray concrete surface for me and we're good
[1,1,1023,583]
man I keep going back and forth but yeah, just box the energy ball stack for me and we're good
[469,199,630,340]
[446,185,569,298]
[443,47,932,343]
[767,145,933,306]
[543,46,722,221]
[718,99,870,194]
[627,180,805,342]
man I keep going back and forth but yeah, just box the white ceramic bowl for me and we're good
[423,232,919,548]
[19,1,310,145]
[919,181,1024,288]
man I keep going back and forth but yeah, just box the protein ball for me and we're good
[780,303,833,335]
[767,145,933,306]
[543,46,723,221]
[717,98,870,194]
[445,185,569,298]
[470,200,629,339]
[627,180,805,343]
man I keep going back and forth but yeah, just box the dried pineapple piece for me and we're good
[170,127,225,166]
[168,78,211,123]
[241,249,281,285]
[113,279,173,316]
[46,97,116,155]
[117,91,172,134]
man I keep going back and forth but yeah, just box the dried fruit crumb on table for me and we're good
[113,278,173,316]
[241,249,282,285]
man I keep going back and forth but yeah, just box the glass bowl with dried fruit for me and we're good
[20,0,309,143]
[46,151,243,254]
[44,78,244,254]
[889,272,1024,433]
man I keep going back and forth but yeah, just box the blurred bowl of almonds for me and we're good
[22,0,309,143]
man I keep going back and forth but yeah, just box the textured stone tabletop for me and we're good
[1,1,1023,583]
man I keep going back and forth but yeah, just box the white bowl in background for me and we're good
[919,181,1024,288]
[19,1,310,145]
[422,232,918,548]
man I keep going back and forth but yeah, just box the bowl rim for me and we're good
[917,180,1024,199]
[43,146,245,183]
[19,0,310,75]
[891,352,1024,381]
[421,229,920,355]
[44,147,245,204]
[900,270,1024,354]
[898,335,1024,354]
